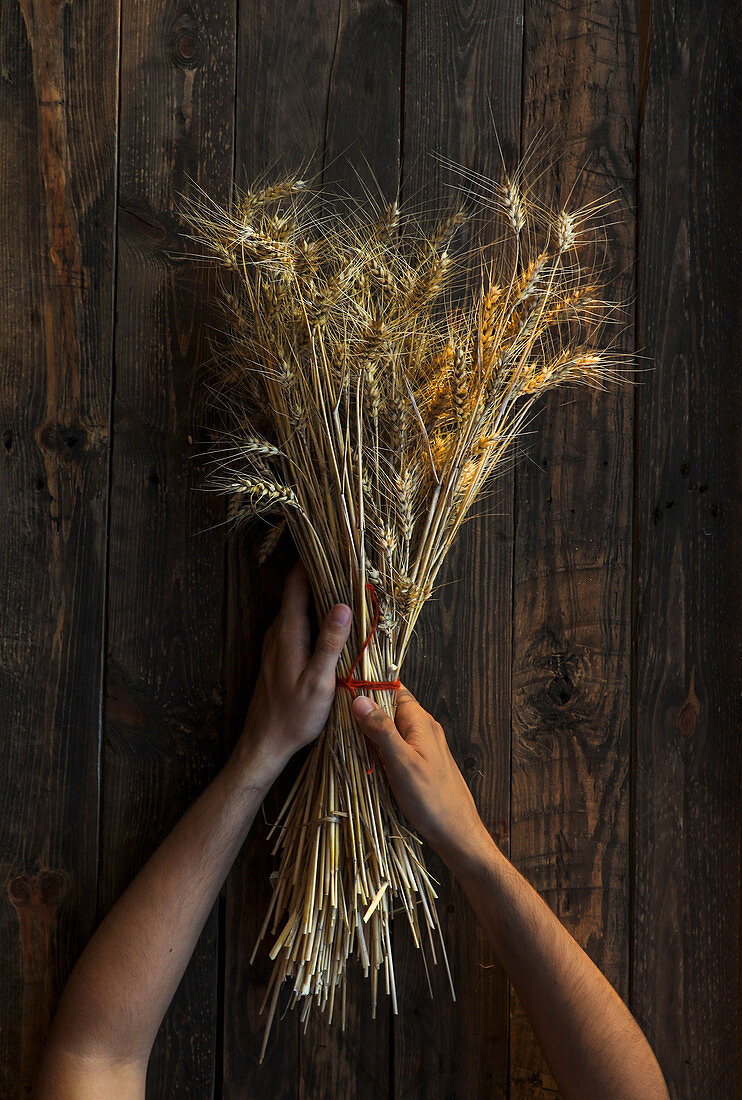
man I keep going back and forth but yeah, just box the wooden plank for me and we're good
[292,2,404,1100]
[225,5,403,1094]
[221,536,298,1098]
[224,6,344,1095]
[99,3,236,1097]
[510,0,638,1094]
[395,3,522,1097]
[298,6,401,1098]
[632,3,742,1096]
[319,0,401,206]
[0,1,118,1094]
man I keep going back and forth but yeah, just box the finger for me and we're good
[301,603,352,686]
[394,682,429,738]
[281,560,310,618]
[352,696,412,768]
[274,562,311,672]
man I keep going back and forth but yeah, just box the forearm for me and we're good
[448,833,668,1100]
[41,737,279,1069]
[36,566,351,1099]
[349,688,667,1097]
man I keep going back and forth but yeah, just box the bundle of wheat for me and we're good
[184,166,625,1057]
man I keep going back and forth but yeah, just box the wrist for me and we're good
[226,729,289,792]
[436,819,499,881]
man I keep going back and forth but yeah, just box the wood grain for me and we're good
[395,3,521,1097]
[0,0,118,1093]
[224,4,345,1094]
[633,2,742,1095]
[221,534,299,1098]
[510,0,638,1094]
[99,2,236,1096]
[2,2,741,1096]
[300,4,401,1099]
[224,7,402,1097]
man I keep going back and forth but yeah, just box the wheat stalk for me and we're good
[183,166,627,1056]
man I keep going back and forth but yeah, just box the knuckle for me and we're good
[375,716,396,741]
[400,718,423,741]
[316,630,342,657]
[305,667,332,695]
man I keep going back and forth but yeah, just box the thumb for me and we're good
[351,696,410,767]
[302,603,352,688]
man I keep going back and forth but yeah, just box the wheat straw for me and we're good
[183,166,627,1054]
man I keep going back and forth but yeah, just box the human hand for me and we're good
[351,686,491,867]
[234,561,352,784]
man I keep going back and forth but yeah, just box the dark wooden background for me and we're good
[1,1,740,1097]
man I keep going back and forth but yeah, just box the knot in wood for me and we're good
[38,421,86,461]
[8,869,67,909]
[548,673,575,707]
[169,16,203,68]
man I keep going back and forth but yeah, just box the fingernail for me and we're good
[330,604,351,627]
[353,696,375,717]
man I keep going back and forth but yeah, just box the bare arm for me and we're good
[352,687,669,1100]
[35,563,351,1099]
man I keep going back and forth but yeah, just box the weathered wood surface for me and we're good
[224,5,339,1095]
[224,5,401,1097]
[100,1,235,1096]
[1,1,740,1098]
[298,5,401,1098]
[633,2,742,1097]
[396,3,521,1097]
[0,0,118,1094]
[510,0,637,1093]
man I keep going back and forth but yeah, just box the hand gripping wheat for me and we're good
[184,166,626,1056]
